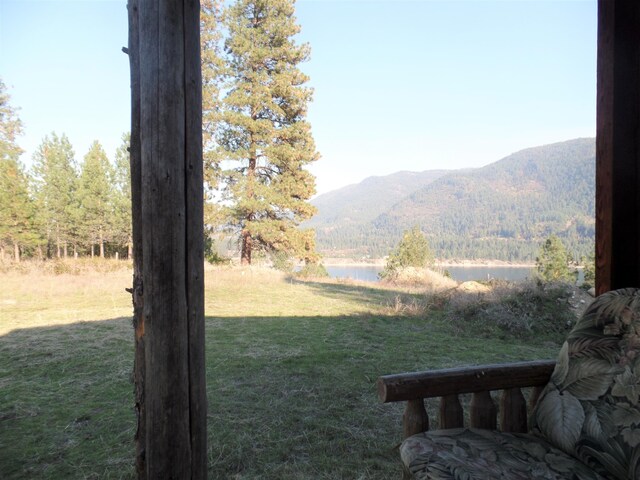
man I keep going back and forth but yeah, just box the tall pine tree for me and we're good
[112,133,133,258]
[31,133,79,258]
[77,141,115,258]
[201,0,227,234]
[210,0,319,265]
[0,159,36,262]
[0,79,36,261]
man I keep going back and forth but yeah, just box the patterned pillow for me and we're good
[530,288,640,480]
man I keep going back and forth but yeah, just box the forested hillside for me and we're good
[306,170,450,229]
[312,138,595,262]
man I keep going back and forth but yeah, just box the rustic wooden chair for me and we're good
[377,288,640,479]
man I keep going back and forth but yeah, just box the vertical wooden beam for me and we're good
[130,0,206,478]
[184,0,207,477]
[596,0,640,294]
[127,0,145,477]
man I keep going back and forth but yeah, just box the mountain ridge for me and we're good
[309,138,595,262]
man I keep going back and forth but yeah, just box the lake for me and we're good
[324,265,536,283]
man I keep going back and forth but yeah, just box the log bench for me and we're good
[376,288,640,480]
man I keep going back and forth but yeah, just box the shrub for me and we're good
[447,280,575,341]
[582,253,595,289]
[535,235,576,283]
[294,263,329,279]
[380,226,434,279]
[204,235,230,265]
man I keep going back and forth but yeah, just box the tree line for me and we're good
[1,0,320,265]
[0,84,131,262]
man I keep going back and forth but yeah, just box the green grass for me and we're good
[0,265,563,479]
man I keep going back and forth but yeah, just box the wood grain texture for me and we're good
[377,360,555,403]
[403,399,429,439]
[133,0,206,477]
[500,388,527,433]
[127,1,145,477]
[184,0,207,477]
[596,0,640,294]
[595,0,614,296]
[470,391,497,430]
[439,394,464,430]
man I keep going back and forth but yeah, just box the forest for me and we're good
[0,111,132,262]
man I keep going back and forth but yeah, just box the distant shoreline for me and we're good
[320,258,536,268]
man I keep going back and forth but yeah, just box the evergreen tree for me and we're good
[535,235,575,283]
[201,0,228,241]
[201,0,224,194]
[77,141,115,258]
[112,133,133,258]
[211,0,320,265]
[31,133,79,258]
[582,252,596,289]
[0,80,23,164]
[0,158,37,261]
[0,79,36,261]
[381,226,433,278]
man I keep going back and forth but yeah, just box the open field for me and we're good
[0,264,565,479]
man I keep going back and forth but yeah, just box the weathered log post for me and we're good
[127,0,206,478]
[596,0,640,295]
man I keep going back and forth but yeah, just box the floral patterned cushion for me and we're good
[529,288,640,479]
[401,288,640,480]
[401,427,605,479]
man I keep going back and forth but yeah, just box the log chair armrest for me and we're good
[377,360,556,437]
[377,360,555,403]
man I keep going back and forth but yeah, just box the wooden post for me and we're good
[439,394,464,429]
[403,399,429,438]
[499,388,527,433]
[128,0,206,478]
[127,0,145,476]
[470,391,497,430]
[596,0,640,295]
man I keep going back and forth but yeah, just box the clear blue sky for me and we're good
[1,0,597,195]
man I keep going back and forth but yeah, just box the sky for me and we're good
[1,0,597,195]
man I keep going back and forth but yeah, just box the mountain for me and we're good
[310,138,595,262]
[307,170,450,228]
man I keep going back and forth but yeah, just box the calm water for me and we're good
[325,265,535,283]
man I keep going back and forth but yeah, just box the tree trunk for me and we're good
[241,133,257,266]
[128,239,133,260]
[56,225,61,258]
[130,0,207,477]
[63,243,68,258]
[99,229,105,258]
[13,242,20,263]
[91,244,95,258]
[241,228,252,265]
[0,245,5,261]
